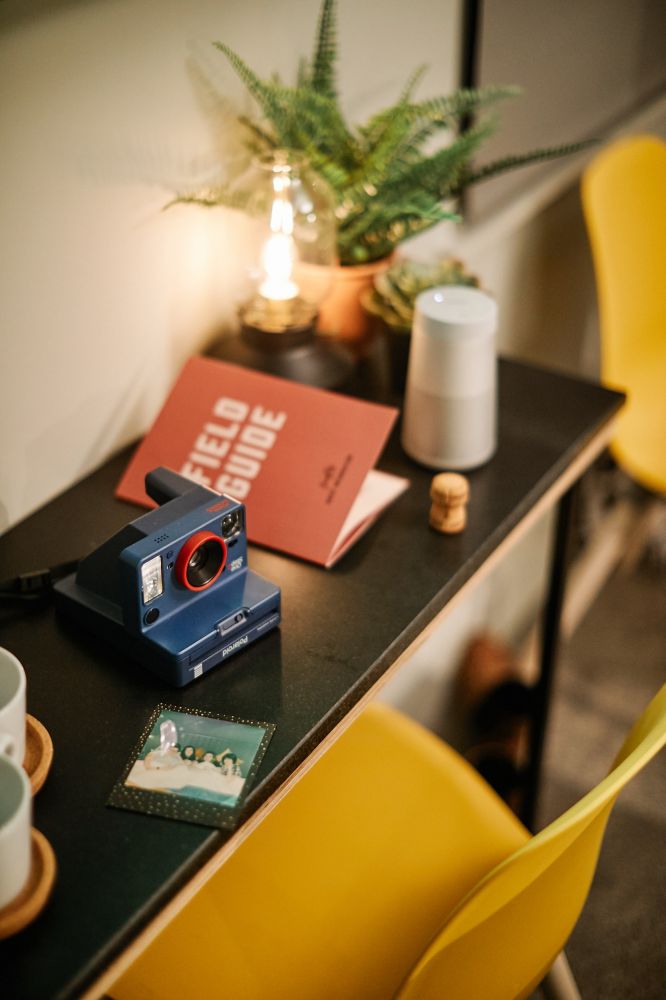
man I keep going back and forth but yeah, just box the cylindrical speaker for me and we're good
[401,286,498,469]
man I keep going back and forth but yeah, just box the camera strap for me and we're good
[0,560,79,604]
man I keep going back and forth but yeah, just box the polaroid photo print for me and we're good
[108,704,275,829]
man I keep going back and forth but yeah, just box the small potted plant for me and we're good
[173,0,589,339]
[362,258,481,391]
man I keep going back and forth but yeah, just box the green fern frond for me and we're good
[355,83,516,186]
[385,120,497,200]
[338,200,459,263]
[388,116,490,193]
[213,43,300,145]
[338,191,455,245]
[349,106,414,190]
[165,187,251,212]
[359,64,428,147]
[217,41,358,169]
[281,87,359,166]
[311,0,338,98]
[237,116,277,150]
[299,143,352,193]
[296,57,310,89]
[407,84,522,126]
[457,137,595,190]
[398,63,428,105]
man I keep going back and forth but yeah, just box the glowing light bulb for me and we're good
[236,150,336,333]
[259,232,298,301]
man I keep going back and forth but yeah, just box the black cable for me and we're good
[0,560,79,604]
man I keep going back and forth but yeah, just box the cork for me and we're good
[429,472,470,533]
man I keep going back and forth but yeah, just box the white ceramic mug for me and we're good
[0,647,27,765]
[0,753,32,909]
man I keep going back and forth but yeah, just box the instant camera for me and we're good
[54,467,281,686]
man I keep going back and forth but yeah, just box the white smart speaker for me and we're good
[401,285,498,469]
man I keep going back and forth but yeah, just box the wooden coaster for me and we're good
[23,715,54,795]
[0,829,56,939]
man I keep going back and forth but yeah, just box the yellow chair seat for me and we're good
[111,685,666,1000]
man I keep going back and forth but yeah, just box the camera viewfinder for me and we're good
[221,510,244,541]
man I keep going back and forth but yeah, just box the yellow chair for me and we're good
[111,683,666,1000]
[581,134,666,495]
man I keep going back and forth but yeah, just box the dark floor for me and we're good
[537,559,666,999]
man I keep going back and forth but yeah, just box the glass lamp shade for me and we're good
[233,150,337,333]
[210,149,352,391]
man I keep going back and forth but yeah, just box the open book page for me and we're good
[327,470,410,567]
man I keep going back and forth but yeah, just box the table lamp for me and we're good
[210,150,353,390]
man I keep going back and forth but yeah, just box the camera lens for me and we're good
[185,539,224,588]
[186,542,218,586]
[188,548,206,572]
[175,532,227,591]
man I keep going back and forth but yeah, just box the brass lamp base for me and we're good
[208,318,355,391]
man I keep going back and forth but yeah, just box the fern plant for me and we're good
[174,0,589,266]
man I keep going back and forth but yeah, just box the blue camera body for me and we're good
[54,467,281,686]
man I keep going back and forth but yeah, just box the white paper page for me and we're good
[327,470,409,567]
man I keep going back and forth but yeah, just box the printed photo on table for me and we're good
[109,705,275,829]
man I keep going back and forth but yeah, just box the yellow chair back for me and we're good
[398,684,666,999]
[581,134,666,494]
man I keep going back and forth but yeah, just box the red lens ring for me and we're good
[175,531,227,591]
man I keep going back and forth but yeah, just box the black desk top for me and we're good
[0,358,622,1000]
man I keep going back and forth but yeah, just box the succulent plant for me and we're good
[362,258,480,332]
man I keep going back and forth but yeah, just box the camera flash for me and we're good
[141,555,164,604]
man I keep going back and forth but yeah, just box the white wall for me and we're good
[0,0,462,531]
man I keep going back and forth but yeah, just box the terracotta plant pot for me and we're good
[316,257,393,343]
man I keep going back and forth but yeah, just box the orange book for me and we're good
[116,357,409,567]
